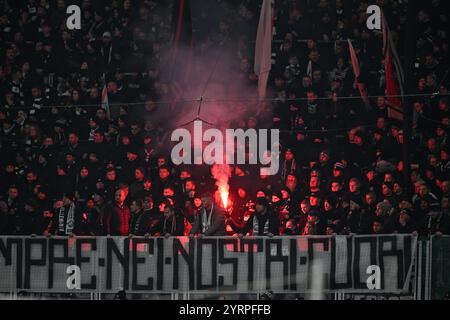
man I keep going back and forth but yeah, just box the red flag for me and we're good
[170,0,193,84]
[382,12,405,120]
[172,0,192,44]
[347,39,371,110]
[348,39,360,78]
[254,0,274,99]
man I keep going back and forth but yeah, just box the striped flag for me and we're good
[101,78,110,119]
[170,0,193,84]
[254,0,274,99]
[172,0,192,45]
[382,11,405,120]
[347,39,371,110]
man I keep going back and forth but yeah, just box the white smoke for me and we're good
[211,163,232,208]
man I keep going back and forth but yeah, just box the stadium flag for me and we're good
[254,0,274,99]
[382,11,405,120]
[172,0,192,44]
[170,0,193,84]
[347,39,371,111]
[306,60,312,78]
[101,75,110,119]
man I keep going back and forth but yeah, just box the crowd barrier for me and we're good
[3,234,440,299]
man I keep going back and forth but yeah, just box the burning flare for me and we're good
[211,164,232,209]
[219,187,229,209]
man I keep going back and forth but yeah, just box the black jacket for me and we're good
[74,207,101,235]
[19,210,45,235]
[423,213,450,235]
[157,214,185,236]
[238,210,280,236]
[190,205,226,236]
[130,209,160,236]
[51,203,77,235]
[337,208,374,235]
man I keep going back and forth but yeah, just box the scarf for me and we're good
[133,211,143,234]
[163,215,176,235]
[201,204,214,233]
[58,203,75,235]
[144,147,155,163]
[253,213,270,236]
[427,214,443,236]
[101,44,113,65]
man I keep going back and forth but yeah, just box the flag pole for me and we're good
[402,0,419,198]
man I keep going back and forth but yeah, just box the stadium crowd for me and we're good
[0,0,449,238]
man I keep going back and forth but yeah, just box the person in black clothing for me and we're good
[337,198,374,235]
[139,176,153,199]
[62,132,87,164]
[372,218,386,235]
[347,131,375,170]
[41,209,55,237]
[282,218,300,235]
[87,130,113,165]
[3,185,22,234]
[190,192,227,236]
[323,197,342,226]
[50,194,77,236]
[296,199,312,235]
[103,168,119,201]
[302,209,326,235]
[424,202,450,236]
[153,165,174,205]
[374,200,396,229]
[75,166,95,203]
[130,196,160,236]
[390,208,420,234]
[231,197,280,236]
[0,201,9,235]
[158,202,185,236]
[18,199,44,235]
[128,167,146,202]
[130,200,144,235]
[75,198,101,236]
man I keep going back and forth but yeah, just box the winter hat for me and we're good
[333,162,346,170]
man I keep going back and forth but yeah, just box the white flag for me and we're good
[101,81,110,119]
[254,0,274,99]
[306,60,313,78]
[348,39,371,111]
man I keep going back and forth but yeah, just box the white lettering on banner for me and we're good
[0,235,416,294]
